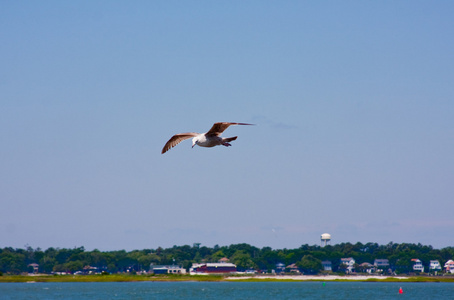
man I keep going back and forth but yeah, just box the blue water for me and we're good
[1,281,453,299]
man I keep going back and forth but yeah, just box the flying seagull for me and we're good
[161,122,253,154]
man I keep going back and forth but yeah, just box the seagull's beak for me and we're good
[192,144,195,148]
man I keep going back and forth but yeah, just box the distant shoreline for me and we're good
[227,274,454,283]
[227,275,410,281]
[1,274,454,283]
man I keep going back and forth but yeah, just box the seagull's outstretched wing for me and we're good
[162,133,198,154]
[206,122,254,136]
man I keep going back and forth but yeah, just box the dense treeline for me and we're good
[1,242,454,275]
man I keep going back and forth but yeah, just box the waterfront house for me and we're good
[340,257,355,273]
[275,263,286,274]
[429,260,441,272]
[411,259,424,272]
[359,262,375,274]
[83,265,100,274]
[150,264,186,274]
[374,259,389,269]
[444,260,454,274]
[321,260,332,271]
[286,263,300,274]
[28,263,39,274]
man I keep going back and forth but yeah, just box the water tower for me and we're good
[321,233,331,247]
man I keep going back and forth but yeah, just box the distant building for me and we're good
[28,263,39,274]
[83,265,100,274]
[444,260,454,274]
[359,262,375,274]
[374,259,389,269]
[429,260,441,272]
[321,261,332,271]
[411,259,424,272]
[286,263,300,273]
[275,263,286,274]
[340,258,355,273]
[189,263,236,274]
[150,265,186,274]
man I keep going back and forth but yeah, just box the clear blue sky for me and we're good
[1,1,453,251]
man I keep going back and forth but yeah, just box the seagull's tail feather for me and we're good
[223,136,237,143]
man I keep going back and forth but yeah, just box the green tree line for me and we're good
[1,242,454,275]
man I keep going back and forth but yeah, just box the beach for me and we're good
[227,275,409,281]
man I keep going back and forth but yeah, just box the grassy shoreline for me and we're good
[0,274,224,283]
[1,274,454,283]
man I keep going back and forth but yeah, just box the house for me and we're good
[429,260,441,272]
[411,259,424,272]
[359,262,375,274]
[286,263,300,273]
[28,263,39,274]
[321,260,332,271]
[444,260,454,274]
[150,265,186,274]
[340,257,355,273]
[374,259,389,269]
[275,263,286,274]
[83,265,100,274]
[219,257,230,263]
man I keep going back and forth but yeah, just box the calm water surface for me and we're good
[1,281,453,299]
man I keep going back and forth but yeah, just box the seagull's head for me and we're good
[192,137,198,148]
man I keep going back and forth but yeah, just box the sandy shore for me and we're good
[227,275,409,281]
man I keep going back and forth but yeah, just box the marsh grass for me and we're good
[0,273,225,283]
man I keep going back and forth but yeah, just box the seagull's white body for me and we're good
[161,122,253,154]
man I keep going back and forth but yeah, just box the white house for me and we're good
[150,264,186,274]
[444,260,454,274]
[429,260,441,272]
[411,259,424,272]
[340,257,355,273]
